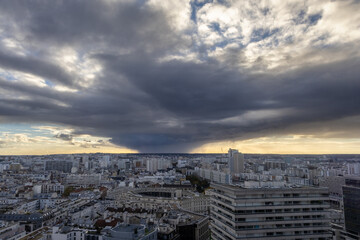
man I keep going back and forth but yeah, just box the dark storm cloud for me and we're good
[0,51,75,86]
[70,55,360,151]
[0,0,359,152]
[94,53,261,119]
[54,133,73,141]
[0,0,183,54]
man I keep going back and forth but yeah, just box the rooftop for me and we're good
[211,182,329,192]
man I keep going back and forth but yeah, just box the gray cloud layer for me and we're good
[0,0,359,152]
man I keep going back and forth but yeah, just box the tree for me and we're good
[63,186,75,197]
[186,175,209,193]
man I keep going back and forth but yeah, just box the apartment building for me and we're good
[210,183,332,240]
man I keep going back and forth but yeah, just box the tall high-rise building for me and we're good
[228,149,244,175]
[210,183,332,240]
[343,176,360,238]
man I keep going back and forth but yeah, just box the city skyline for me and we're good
[0,0,360,154]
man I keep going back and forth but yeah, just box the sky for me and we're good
[0,0,360,155]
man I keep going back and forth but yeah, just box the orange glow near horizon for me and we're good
[191,135,360,154]
[1,135,360,155]
[0,144,138,155]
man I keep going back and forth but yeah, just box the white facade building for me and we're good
[228,149,244,175]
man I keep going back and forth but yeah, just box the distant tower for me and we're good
[228,148,244,175]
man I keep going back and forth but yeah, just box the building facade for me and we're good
[177,216,210,240]
[343,177,360,238]
[210,183,332,240]
[45,160,72,173]
[228,149,244,175]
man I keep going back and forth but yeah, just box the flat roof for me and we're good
[211,182,329,191]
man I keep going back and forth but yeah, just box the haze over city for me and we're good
[0,0,360,154]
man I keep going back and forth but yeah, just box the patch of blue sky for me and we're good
[293,10,322,26]
[216,0,231,7]
[250,28,280,43]
[0,71,17,81]
[293,9,307,24]
[209,22,223,35]
[190,0,213,23]
[45,79,54,87]
[209,40,231,52]
[263,37,279,48]
[308,13,322,26]
[0,123,34,134]
[0,123,54,138]
[301,13,322,34]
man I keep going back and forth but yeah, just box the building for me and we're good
[177,215,210,240]
[180,194,210,214]
[45,160,72,173]
[210,183,332,240]
[20,227,51,240]
[52,226,85,240]
[9,163,22,172]
[198,168,231,184]
[102,223,157,240]
[343,177,360,239]
[347,163,360,175]
[65,174,102,186]
[33,183,65,194]
[319,176,345,209]
[265,161,286,171]
[0,213,44,231]
[228,149,244,175]
[146,159,171,173]
[0,222,26,240]
[100,155,110,168]
[158,224,179,240]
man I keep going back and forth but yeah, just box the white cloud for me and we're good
[188,0,360,72]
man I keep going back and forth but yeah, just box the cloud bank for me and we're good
[0,0,359,152]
